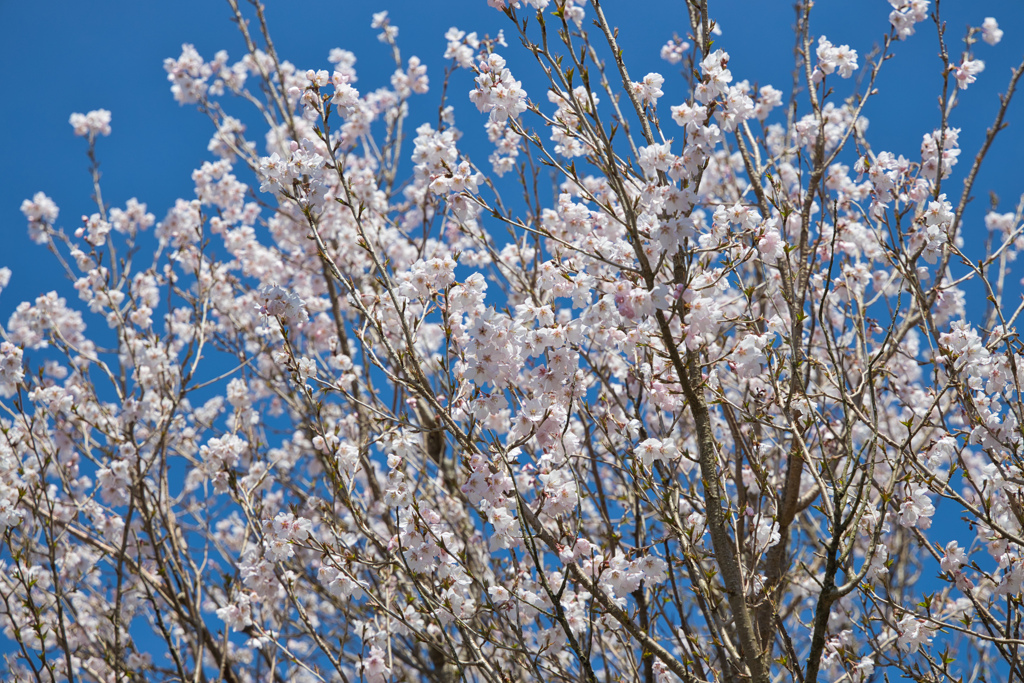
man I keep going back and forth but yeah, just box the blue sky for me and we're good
[4,0,1022,540]
[2,1,1021,317]
[2,2,1021,325]
[1,0,1023,676]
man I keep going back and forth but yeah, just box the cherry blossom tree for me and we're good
[2,1,1024,681]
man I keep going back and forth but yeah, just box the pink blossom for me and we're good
[897,614,933,653]
[69,109,112,138]
[256,282,308,326]
[981,17,1003,46]
[953,58,985,90]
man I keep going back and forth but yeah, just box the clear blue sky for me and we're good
[0,0,1022,674]
[2,2,1021,325]
[1,1,1020,325]
[1,0,1021,515]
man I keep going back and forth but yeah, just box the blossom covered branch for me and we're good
[1,1,1022,682]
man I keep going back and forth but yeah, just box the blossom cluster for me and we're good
[470,53,528,123]
[68,109,112,138]
[1,4,1020,683]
